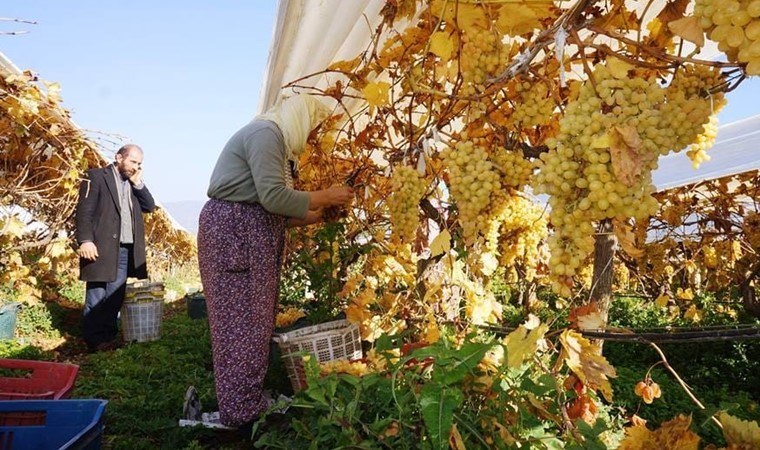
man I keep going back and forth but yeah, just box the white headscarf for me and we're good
[256,94,330,161]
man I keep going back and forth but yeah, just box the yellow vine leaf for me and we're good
[362,81,391,109]
[496,5,540,36]
[676,287,694,301]
[610,125,644,187]
[503,319,548,368]
[43,81,62,104]
[430,0,486,30]
[423,316,441,344]
[559,330,617,402]
[1,216,26,239]
[429,229,451,257]
[48,238,70,259]
[328,56,362,73]
[646,0,690,49]
[613,218,644,258]
[669,16,705,47]
[683,305,702,323]
[655,294,670,308]
[618,415,700,450]
[717,412,760,449]
[597,2,640,32]
[429,31,454,60]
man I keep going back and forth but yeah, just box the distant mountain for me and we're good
[161,200,205,235]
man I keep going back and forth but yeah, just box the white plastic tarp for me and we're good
[653,114,760,191]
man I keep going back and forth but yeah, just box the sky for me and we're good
[1,1,759,207]
[1,1,278,204]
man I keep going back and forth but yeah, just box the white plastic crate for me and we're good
[273,319,362,392]
[121,299,163,343]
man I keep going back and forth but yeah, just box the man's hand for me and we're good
[129,168,143,186]
[78,242,99,261]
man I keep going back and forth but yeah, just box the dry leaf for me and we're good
[613,218,644,258]
[669,16,705,47]
[618,415,700,450]
[560,330,617,402]
[717,412,760,449]
[567,394,598,424]
[569,304,605,330]
[449,423,466,450]
[429,229,451,257]
[610,125,645,187]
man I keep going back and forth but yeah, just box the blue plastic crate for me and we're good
[0,399,107,450]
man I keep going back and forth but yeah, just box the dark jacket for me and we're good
[75,166,156,282]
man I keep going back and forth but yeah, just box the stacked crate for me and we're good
[122,281,165,343]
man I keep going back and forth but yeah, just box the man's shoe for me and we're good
[87,340,119,353]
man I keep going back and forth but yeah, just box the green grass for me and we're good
[73,310,223,449]
[0,299,252,449]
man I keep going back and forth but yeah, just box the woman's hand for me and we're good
[308,186,354,210]
[326,186,354,206]
[288,208,323,228]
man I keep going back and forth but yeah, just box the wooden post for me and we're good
[589,219,616,324]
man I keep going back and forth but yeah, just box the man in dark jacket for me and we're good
[75,144,156,352]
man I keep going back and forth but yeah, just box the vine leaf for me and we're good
[429,31,454,60]
[430,229,451,257]
[569,304,605,330]
[503,319,548,368]
[717,412,760,448]
[618,415,700,450]
[610,125,644,187]
[668,16,705,47]
[361,81,391,110]
[559,330,617,402]
[430,0,486,30]
[496,5,541,36]
[613,218,644,258]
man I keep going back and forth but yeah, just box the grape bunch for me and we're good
[694,0,760,75]
[497,194,548,281]
[459,26,510,120]
[319,359,370,377]
[491,147,534,190]
[275,307,306,329]
[510,79,556,128]
[533,61,725,296]
[387,165,428,245]
[461,26,504,88]
[441,140,502,246]
[687,115,719,169]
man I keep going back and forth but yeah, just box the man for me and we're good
[75,144,155,352]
